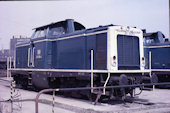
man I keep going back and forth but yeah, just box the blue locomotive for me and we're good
[143,30,170,83]
[11,19,150,99]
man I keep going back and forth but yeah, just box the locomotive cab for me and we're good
[143,31,170,83]
[31,19,85,39]
[143,31,165,44]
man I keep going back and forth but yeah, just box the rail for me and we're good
[35,82,170,113]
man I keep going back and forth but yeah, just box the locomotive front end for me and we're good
[101,26,150,98]
[107,26,145,72]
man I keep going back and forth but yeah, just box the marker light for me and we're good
[142,57,145,61]
[112,56,116,67]
[142,57,145,67]
[113,56,116,60]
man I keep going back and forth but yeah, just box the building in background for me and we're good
[0,49,9,62]
[0,49,9,76]
[0,35,30,74]
[0,35,30,61]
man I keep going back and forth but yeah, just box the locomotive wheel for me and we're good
[119,74,128,85]
[119,74,128,100]
[89,93,97,102]
[151,73,158,83]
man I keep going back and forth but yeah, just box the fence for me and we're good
[35,82,170,113]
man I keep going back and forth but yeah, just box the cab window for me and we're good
[38,30,46,37]
[48,27,65,36]
[32,29,47,38]
[144,37,155,44]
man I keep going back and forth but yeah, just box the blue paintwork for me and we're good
[14,19,146,89]
[143,31,170,69]
[16,45,29,68]
[56,37,86,69]
[16,19,108,70]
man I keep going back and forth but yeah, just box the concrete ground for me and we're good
[0,77,170,113]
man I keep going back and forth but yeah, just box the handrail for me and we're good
[102,72,110,95]
[32,47,35,67]
[27,48,30,67]
[35,82,170,113]
[91,50,94,93]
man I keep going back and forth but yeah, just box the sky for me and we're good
[0,0,169,49]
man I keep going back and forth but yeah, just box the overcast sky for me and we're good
[0,0,169,49]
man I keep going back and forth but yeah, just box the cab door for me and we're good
[27,42,35,68]
[29,28,48,68]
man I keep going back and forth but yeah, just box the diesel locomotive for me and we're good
[11,19,150,99]
[143,30,170,83]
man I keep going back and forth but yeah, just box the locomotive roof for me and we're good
[34,19,86,30]
[17,19,139,47]
[143,31,165,38]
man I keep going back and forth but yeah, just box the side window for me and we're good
[33,31,40,38]
[48,27,65,36]
[144,37,155,44]
[38,30,45,38]
[32,29,47,38]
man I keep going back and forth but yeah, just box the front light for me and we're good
[142,57,145,67]
[112,56,116,67]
